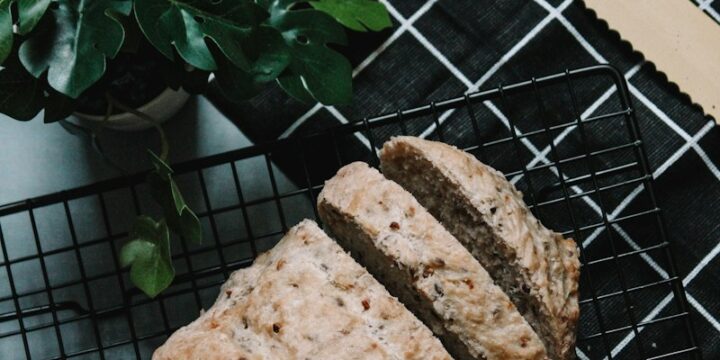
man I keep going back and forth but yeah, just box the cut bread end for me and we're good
[319,162,548,360]
[154,220,452,360]
[380,137,580,360]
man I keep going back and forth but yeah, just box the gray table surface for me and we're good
[0,96,307,359]
[0,96,257,205]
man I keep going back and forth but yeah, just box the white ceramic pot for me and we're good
[73,87,191,131]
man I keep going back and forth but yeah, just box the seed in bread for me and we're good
[380,136,580,360]
[318,162,547,360]
[153,220,451,360]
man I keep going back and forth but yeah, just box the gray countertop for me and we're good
[0,96,253,205]
[0,95,310,359]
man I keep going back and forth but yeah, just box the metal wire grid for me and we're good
[0,65,700,359]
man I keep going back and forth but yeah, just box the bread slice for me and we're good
[380,136,580,360]
[153,220,451,360]
[318,163,547,360]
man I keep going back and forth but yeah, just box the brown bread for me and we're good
[153,220,451,360]
[380,136,580,360]
[318,162,547,360]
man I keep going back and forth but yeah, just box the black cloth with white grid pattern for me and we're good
[207,1,720,358]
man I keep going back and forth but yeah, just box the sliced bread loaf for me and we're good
[153,220,451,360]
[380,136,580,360]
[318,162,546,360]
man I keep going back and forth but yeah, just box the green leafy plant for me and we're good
[120,216,174,298]
[120,151,201,297]
[0,0,391,298]
[146,152,202,246]
[0,0,392,121]
[113,95,203,297]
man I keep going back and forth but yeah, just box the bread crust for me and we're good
[380,137,580,360]
[318,163,547,360]
[153,220,451,360]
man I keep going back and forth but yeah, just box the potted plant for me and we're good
[0,0,391,297]
[0,0,391,127]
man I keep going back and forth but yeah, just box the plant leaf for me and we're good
[134,0,267,72]
[168,180,202,243]
[120,216,174,298]
[0,50,43,120]
[310,0,391,32]
[0,0,52,63]
[148,150,173,179]
[213,62,260,102]
[266,3,351,104]
[17,0,131,98]
[287,44,351,104]
[147,151,202,244]
[243,25,291,83]
[214,25,291,101]
[277,75,315,103]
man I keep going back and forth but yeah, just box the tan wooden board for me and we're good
[585,0,720,123]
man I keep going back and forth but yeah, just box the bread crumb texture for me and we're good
[380,136,580,360]
[318,163,547,360]
[153,220,451,360]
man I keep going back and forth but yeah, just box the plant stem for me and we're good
[104,93,170,161]
[102,95,114,124]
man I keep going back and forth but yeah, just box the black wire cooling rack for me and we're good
[0,65,700,359]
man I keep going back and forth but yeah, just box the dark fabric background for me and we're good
[207,1,720,358]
